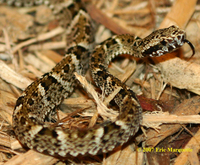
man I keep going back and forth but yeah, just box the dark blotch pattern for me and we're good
[47,96,51,101]
[161,40,167,46]
[119,88,127,98]
[63,64,69,73]
[27,98,34,106]
[15,96,24,107]
[78,131,87,138]
[52,130,58,138]
[38,127,54,136]
[20,116,26,125]
[97,70,108,80]
[112,80,116,86]
[41,76,58,91]
[105,39,118,49]
[67,46,87,60]
[91,56,95,62]
[32,92,38,97]
[142,44,161,57]
[127,38,131,43]
[85,26,91,35]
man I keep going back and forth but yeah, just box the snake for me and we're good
[1,0,195,157]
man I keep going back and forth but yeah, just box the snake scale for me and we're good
[1,0,195,157]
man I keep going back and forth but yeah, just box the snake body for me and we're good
[2,0,193,157]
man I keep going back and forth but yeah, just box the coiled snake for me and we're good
[2,0,195,157]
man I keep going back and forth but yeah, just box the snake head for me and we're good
[139,25,195,58]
